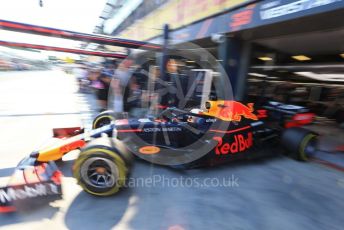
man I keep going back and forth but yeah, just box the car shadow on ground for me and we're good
[64,184,131,230]
[59,158,130,230]
[61,159,256,229]
[0,204,59,227]
[0,163,68,227]
[1,156,343,229]
[0,158,130,229]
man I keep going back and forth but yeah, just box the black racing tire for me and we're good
[73,137,132,196]
[281,127,318,161]
[92,110,115,129]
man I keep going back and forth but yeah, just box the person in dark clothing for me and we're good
[97,71,112,111]
[93,59,117,111]
[89,66,113,112]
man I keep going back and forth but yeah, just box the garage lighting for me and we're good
[295,72,344,82]
[258,57,273,61]
[292,55,311,61]
[248,72,268,77]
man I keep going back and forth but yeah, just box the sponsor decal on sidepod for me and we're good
[213,132,253,155]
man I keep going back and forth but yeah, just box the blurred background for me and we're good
[1,0,344,119]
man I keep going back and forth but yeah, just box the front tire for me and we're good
[73,139,130,196]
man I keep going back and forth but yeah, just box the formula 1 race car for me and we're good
[0,100,319,212]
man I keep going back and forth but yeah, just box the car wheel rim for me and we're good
[80,157,119,189]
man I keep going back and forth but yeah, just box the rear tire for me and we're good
[73,138,132,196]
[281,127,317,161]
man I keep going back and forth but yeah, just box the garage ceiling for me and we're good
[254,28,344,56]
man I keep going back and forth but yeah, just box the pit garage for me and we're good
[246,10,344,126]
[166,0,344,171]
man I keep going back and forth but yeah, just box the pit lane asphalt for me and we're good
[0,70,343,230]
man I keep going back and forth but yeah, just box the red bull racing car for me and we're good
[0,99,320,213]
[0,19,332,214]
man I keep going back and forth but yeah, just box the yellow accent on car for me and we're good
[37,138,85,162]
[37,146,65,162]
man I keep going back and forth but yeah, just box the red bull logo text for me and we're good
[213,132,253,155]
